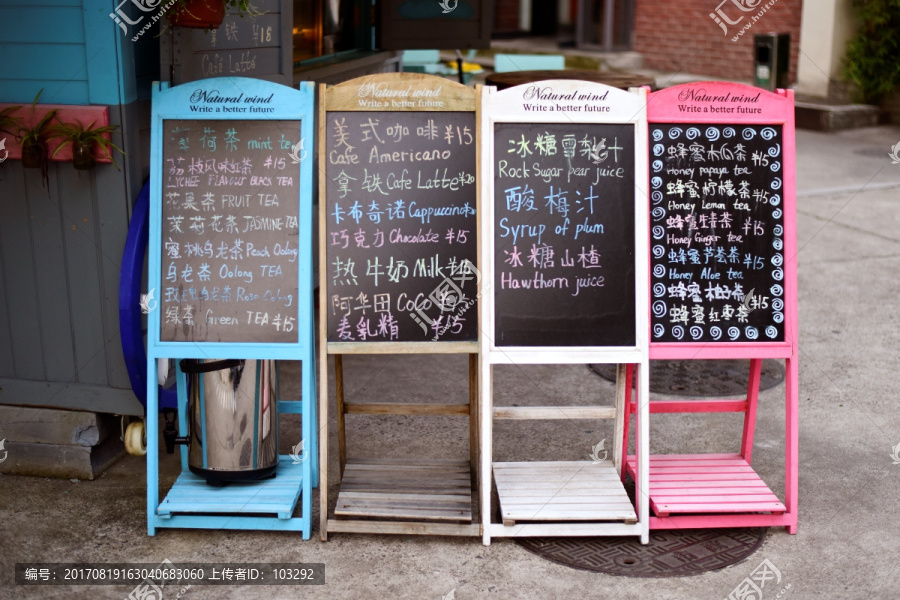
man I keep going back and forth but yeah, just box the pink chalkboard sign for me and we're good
[646,82,797,360]
[630,81,798,535]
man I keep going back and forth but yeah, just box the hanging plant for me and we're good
[15,90,57,186]
[0,105,22,137]
[169,0,226,28]
[48,119,125,171]
[169,0,260,29]
[0,105,22,169]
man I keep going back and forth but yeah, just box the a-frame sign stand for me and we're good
[318,73,482,539]
[479,81,651,544]
[146,77,317,537]
[622,81,798,533]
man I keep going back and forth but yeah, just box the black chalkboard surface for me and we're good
[649,124,785,343]
[159,119,301,343]
[492,122,636,347]
[324,111,478,342]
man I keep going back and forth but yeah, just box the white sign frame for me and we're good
[478,80,650,544]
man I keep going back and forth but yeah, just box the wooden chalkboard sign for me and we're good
[317,73,482,541]
[321,75,479,346]
[646,82,797,356]
[479,80,650,545]
[159,118,301,344]
[149,77,315,355]
[650,122,785,343]
[481,82,648,354]
[164,0,293,86]
[146,77,317,538]
[628,82,799,536]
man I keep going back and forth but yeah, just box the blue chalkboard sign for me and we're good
[145,77,316,537]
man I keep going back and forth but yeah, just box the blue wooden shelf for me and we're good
[159,456,304,520]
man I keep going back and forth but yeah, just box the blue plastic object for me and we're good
[118,180,178,411]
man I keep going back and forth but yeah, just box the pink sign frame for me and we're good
[623,82,798,534]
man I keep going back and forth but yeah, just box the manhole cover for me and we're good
[589,360,784,397]
[515,527,766,577]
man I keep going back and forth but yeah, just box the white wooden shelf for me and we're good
[494,461,637,525]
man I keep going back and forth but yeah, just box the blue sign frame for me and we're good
[146,77,316,537]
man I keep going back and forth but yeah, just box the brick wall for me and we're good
[634,0,803,83]
[494,0,522,33]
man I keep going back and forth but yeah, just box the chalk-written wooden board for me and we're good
[492,122,636,347]
[322,80,478,343]
[649,123,786,344]
[159,118,301,343]
[165,0,293,86]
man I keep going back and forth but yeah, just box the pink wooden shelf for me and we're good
[0,103,112,163]
[626,453,785,517]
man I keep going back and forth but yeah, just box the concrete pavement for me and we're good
[2,124,900,599]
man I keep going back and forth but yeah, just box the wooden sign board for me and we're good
[646,82,797,359]
[479,81,650,546]
[320,73,479,350]
[166,0,293,86]
[317,73,482,541]
[491,120,636,348]
[149,77,315,358]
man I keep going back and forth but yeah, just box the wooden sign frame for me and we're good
[479,81,650,544]
[621,81,798,534]
[318,73,481,540]
[146,77,316,537]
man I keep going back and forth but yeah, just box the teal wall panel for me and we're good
[0,80,91,104]
[0,43,89,83]
[0,7,85,43]
[28,172,78,383]
[0,0,132,105]
[0,1,151,412]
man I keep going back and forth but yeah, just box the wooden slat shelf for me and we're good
[626,453,786,517]
[335,458,474,522]
[158,456,304,519]
[494,461,637,525]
